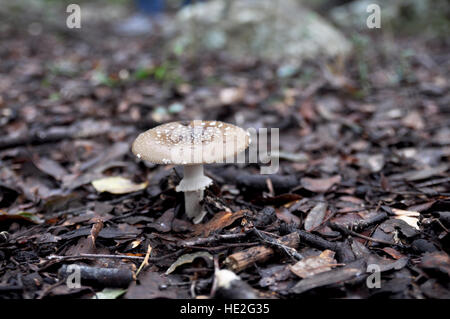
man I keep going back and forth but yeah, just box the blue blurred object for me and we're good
[135,0,203,14]
[116,0,202,35]
[136,0,165,15]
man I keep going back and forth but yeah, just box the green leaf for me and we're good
[93,288,127,299]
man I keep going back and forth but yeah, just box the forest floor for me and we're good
[0,10,449,299]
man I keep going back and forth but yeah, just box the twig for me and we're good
[58,265,134,288]
[47,251,182,262]
[36,281,65,299]
[293,229,340,251]
[188,242,259,251]
[209,255,220,298]
[328,221,404,247]
[351,212,388,232]
[47,253,144,261]
[135,244,152,277]
[252,228,303,261]
[178,232,248,247]
[0,285,23,292]
[224,232,300,272]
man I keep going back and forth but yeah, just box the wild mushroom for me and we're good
[132,120,250,223]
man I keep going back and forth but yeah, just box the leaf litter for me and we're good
[0,2,449,300]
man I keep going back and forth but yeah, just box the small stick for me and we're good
[47,254,145,261]
[0,285,23,292]
[224,232,300,272]
[252,228,303,260]
[135,244,152,277]
[294,229,340,251]
[328,221,403,246]
[59,264,134,288]
[178,233,248,247]
[47,251,183,262]
[188,242,259,251]
[36,281,65,300]
[209,255,220,298]
[351,212,388,232]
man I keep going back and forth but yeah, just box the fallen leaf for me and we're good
[91,176,148,194]
[382,247,405,260]
[290,250,337,278]
[0,210,43,224]
[304,202,327,231]
[392,208,420,230]
[33,157,68,181]
[420,279,450,299]
[89,217,104,247]
[219,87,244,105]
[367,255,408,272]
[379,218,419,238]
[389,164,448,181]
[394,215,420,230]
[420,252,450,277]
[193,210,245,237]
[93,288,127,299]
[271,151,309,163]
[258,265,293,288]
[402,111,425,130]
[165,251,213,275]
[125,271,188,299]
[291,260,365,294]
[147,209,175,233]
[276,207,301,226]
[301,175,341,193]
[356,154,385,173]
[392,208,420,217]
[60,226,136,240]
[131,240,141,249]
[259,194,302,206]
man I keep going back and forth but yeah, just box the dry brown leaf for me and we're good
[301,175,341,193]
[420,252,450,277]
[276,207,301,226]
[382,247,405,260]
[165,251,213,275]
[289,250,338,278]
[89,217,104,247]
[304,202,327,231]
[193,210,245,237]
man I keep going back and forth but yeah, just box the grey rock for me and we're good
[172,0,352,62]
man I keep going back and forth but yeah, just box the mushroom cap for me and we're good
[132,120,250,165]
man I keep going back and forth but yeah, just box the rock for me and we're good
[171,0,351,62]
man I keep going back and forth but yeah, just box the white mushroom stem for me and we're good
[176,164,212,222]
[184,190,204,221]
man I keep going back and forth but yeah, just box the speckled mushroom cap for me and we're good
[132,120,250,165]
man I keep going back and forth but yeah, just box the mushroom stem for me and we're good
[184,190,204,222]
[178,164,212,223]
[183,164,205,182]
